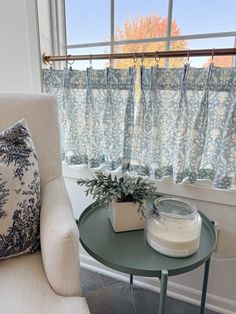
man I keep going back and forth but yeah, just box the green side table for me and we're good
[78,203,216,314]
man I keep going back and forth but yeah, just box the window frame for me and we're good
[65,0,236,67]
[62,164,236,206]
[59,0,236,198]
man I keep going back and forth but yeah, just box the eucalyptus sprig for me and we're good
[77,171,157,209]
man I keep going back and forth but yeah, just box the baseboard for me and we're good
[80,253,236,314]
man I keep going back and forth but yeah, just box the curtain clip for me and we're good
[133,52,137,67]
[155,51,160,66]
[89,54,93,67]
[67,54,74,71]
[210,48,215,65]
[109,54,113,68]
[185,49,190,65]
[141,52,145,66]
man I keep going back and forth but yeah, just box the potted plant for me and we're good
[77,171,157,232]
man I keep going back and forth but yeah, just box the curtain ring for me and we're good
[67,55,74,65]
[210,48,215,65]
[89,54,92,66]
[155,51,160,65]
[185,49,190,65]
[133,52,137,66]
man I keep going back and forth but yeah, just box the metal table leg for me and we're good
[159,270,168,314]
[130,274,133,285]
[200,258,211,314]
[130,274,133,290]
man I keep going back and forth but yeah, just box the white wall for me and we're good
[0,0,41,92]
[64,167,236,314]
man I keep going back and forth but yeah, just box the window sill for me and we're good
[62,164,236,207]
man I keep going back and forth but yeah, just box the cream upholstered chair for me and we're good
[0,93,90,314]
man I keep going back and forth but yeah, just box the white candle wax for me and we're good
[146,214,202,257]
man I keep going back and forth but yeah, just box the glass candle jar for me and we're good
[146,197,202,257]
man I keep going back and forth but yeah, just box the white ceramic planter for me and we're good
[108,201,144,232]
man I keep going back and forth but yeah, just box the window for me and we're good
[61,0,236,195]
[65,0,236,68]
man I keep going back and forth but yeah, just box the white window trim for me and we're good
[63,164,236,207]
[25,0,42,91]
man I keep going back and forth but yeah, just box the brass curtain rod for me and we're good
[43,48,236,64]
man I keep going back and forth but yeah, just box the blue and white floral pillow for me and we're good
[0,120,40,260]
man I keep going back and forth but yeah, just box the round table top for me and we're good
[78,202,216,277]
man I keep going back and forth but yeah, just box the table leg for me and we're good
[130,274,133,290]
[130,274,133,285]
[200,258,211,314]
[159,270,168,314]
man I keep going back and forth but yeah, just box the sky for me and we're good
[65,0,236,68]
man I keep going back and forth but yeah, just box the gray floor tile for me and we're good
[81,268,103,293]
[133,286,159,314]
[165,295,217,314]
[84,287,115,314]
[99,273,120,287]
[103,282,135,314]
[81,268,218,314]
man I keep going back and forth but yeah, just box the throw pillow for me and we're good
[0,120,40,260]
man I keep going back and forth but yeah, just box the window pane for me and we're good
[115,0,169,42]
[172,0,236,35]
[169,37,235,67]
[189,38,235,67]
[67,47,110,70]
[65,0,110,44]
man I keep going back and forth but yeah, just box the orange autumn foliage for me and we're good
[114,15,188,68]
[204,56,233,67]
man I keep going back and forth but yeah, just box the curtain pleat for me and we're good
[173,65,212,183]
[129,66,186,178]
[85,68,106,167]
[43,67,135,170]
[122,67,136,171]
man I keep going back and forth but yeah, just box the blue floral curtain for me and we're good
[43,65,236,189]
[43,68,135,170]
[129,65,236,188]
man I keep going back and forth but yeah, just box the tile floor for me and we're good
[81,268,218,314]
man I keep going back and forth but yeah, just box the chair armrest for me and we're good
[40,176,82,297]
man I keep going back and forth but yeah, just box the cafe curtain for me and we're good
[43,65,236,188]
[129,65,236,188]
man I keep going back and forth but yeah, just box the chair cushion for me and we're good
[0,251,90,314]
[0,120,40,260]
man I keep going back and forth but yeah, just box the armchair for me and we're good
[0,93,90,314]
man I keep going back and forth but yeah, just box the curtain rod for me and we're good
[43,48,236,64]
